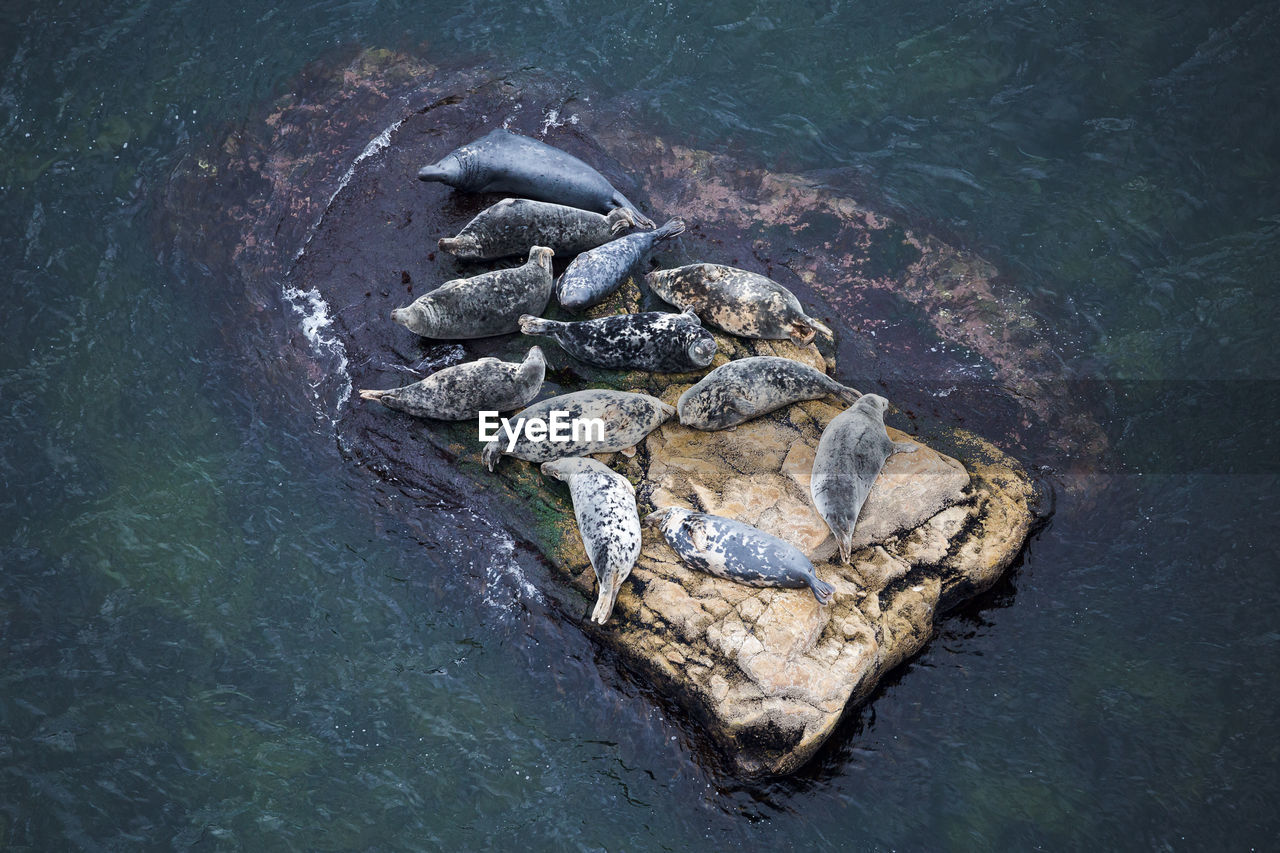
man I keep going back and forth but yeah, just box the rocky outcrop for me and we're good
[159,47,1048,777]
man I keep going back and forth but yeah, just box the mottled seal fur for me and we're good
[541,457,642,624]
[481,389,675,471]
[556,218,685,311]
[391,247,554,339]
[417,128,654,227]
[439,198,641,261]
[810,394,918,563]
[646,263,830,345]
[357,346,545,421]
[645,507,835,604]
[518,307,716,373]
[677,356,861,430]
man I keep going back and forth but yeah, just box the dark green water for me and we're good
[3,1,1277,849]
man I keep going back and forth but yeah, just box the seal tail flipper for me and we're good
[837,534,855,565]
[788,320,817,346]
[833,382,863,406]
[481,440,502,472]
[808,575,836,605]
[518,315,565,335]
[591,574,624,624]
[651,218,686,243]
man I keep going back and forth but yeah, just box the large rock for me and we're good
[158,48,1049,776]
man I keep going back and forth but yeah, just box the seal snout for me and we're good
[358,389,388,402]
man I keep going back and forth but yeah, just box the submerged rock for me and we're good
[159,47,1056,777]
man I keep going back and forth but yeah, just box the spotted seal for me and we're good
[810,394,917,564]
[417,128,654,227]
[645,263,830,345]
[391,247,554,339]
[518,307,716,373]
[645,507,835,604]
[677,356,861,430]
[481,389,675,471]
[358,346,546,421]
[541,457,642,624]
[556,218,685,311]
[439,198,641,261]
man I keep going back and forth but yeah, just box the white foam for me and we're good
[281,284,352,418]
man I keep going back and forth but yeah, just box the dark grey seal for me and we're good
[646,263,830,345]
[556,218,685,312]
[677,356,861,430]
[438,198,641,261]
[518,307,716,373]
[391,246,554,339]
[358,346,546,421]
[541,457,642,624]
[481,389,675,471]
[645,507,835,604]
[417,128,654,227]
[810,394,917,564]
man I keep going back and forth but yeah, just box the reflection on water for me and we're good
[2,0,1277,848]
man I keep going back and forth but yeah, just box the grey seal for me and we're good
[677,356,861,430]
[810,394,917,563]
[439,198,641,261]
[417,128,654,227]
[541,457,642,624]
[645,507,835,604]
[357,346,546,421]
[518,307,716,373]
[481,389,675,471]
[556,218,685,312]
[391,246,554,339]
[646,263,830,345]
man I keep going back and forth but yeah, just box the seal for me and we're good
[645,263,831,345]
[357,346,546,421]
[391,246,554,339]
[518,307,716,373]
[541,457,642,624]
[481,389,675,471]
[556,218,685,312]
[810,394,918,564]
[677,356,861,430]
[645,507,835,604]
[438,198,641,261]
[417,128,655,227]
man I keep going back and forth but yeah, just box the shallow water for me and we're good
[2,0,1278,849]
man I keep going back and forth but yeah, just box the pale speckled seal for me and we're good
[541,457,642,624]
[645,507,835,604]
[417,128,655,227]
[391,246,554,339]
[645,263,830,345]
[677,356,861,430]
[358,346,546,421]
[438,198,641,261]
[518,307,716,373]
[556,218,685,312]
[810,394,917,563]
[481,389,675,471]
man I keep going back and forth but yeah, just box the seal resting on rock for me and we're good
[541,457,642,624]
[417,128,654,227]
[518,307,716,373]
[645,263,830,345]
[391,246,554,339]
[439,198,641,261]
[556,218,685,311]
[480,389,675,471]
[677,355,861,430]
[645,507,835,604]
[810,394,918,563]
[358,346,546,421]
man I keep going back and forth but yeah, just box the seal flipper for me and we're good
[830,380,863,406]
[788,319,817,346]
[891,441,918,455]
[683,516,710,552]
[807,575,836,605]
[606,207,639,236]
[609,191,655,229]
[518,315,565,336]
[481,440,503,472]
[619,445,637,458]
